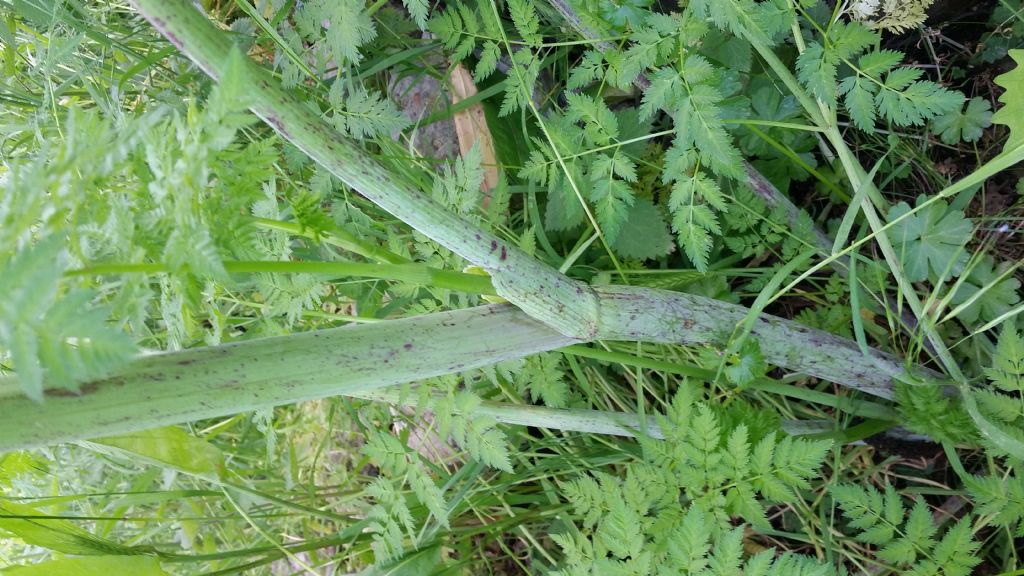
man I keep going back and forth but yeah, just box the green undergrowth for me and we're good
[1,0,1024,574]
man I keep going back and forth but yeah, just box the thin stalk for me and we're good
[355,387,882,441]
[66,259,497,295]
[249,216,410,265]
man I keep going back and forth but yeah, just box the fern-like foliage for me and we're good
[327,83,409,140]
[294,0,376,66]
[552,387,831,573]
[433,387,513,472]
[361,429,450,563]
[432,141,485,216]
[0,239,134,400]
[831,483,981,575]
[893,381,976,445]
[971,324,1024,454]
[552,499,835,575]
[516,353,569,408]
[798,21,963,129]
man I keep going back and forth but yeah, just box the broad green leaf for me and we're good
[724,339,767,387]
[1,556,168,575]
[611,200,674,260]
[886,196,972,282]
[91,426,224,478]
[599,0,653,30]
[932,97,993,145]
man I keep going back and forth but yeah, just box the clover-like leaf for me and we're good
[886,196,972,282]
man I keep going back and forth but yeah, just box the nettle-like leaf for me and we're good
[931,97,993,145]
[886,195,972,282]
[993,49,1024,151]
[832,483,981,576]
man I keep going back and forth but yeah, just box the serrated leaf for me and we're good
[948,255,1021,325]
[993,49,1024,151]
[858,50,903,77]
[797,43,838,104]
[474,41,500,81]
[591,177,635,243]
[840,74,879,130]
[508,0,541,45]
[986,324,1024,393]
[402,0,429,29]
[875,77,965,127]
[724,339,767,387]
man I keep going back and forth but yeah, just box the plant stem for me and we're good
[0,305,576,452]
[130,0,602,340]
[249,217,410,265]
[67,260,497,295]
[128,0,946,407]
